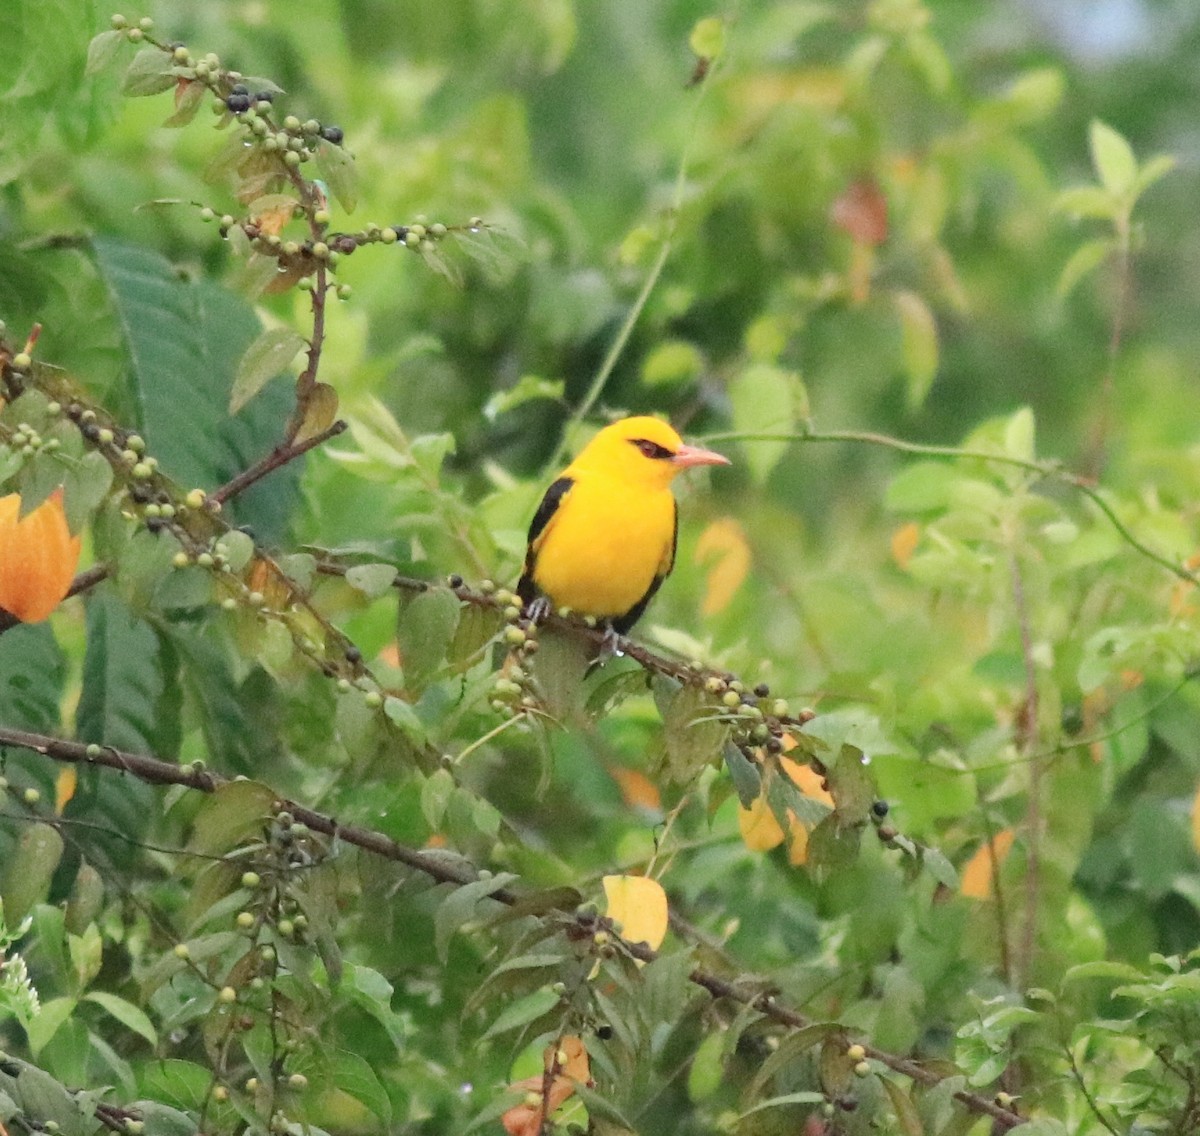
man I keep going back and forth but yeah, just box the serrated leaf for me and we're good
[1089,119,1137,197]
[1056,238,1113,301]
[186,779,275,856]
[0,622,64,732]
[230,326,305,414]
[78,589,179,755]
[122,48,176,96]
[483,986,561,1040]
[92,238,300,543]
[85,29,124,77]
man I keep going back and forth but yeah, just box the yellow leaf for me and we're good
[960,829,1015,900]
[738,794,785,852]
[891,521,920,570]
[1192,783,1200,855]
[603,874,668,951]
[694,517,751,616]
[54,766,78,816]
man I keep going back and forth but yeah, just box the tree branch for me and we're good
[209,418,347,506]
[0,724,1023,1132]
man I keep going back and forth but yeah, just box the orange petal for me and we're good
[779,756,834,807]
[0,489,82,623]
[611,767,662,813]
[694,517,751,616]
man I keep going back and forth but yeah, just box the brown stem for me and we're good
[210,418,346,505]
[1009,551,1041,994]
[0,724,1022,1132]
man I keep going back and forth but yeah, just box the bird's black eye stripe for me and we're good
[631,438,675,460]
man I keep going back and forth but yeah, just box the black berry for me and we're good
[320,125,344,144]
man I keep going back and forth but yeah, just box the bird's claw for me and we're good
[595,623,625,662]
[525,596,552,624]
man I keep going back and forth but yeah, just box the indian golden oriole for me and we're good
[517,416,729,635]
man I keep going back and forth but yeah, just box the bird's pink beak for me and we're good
[672,443,731,470]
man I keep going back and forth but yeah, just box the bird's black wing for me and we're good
[516,476,575,605]
[612,498,677,634]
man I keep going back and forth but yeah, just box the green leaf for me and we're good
[483,374,564,419]
[434,873,518,962]
[882,1077,925,1136]
[121,48,177,96]
[186,779,276,856]
[396,588,461,692]
[642,340,704,387]
[748,1023,838,1099]
[723,741,761,807]
[1134,153,1176,196]
[1061,960,1147,984]
[1,824,64,924]
[230,326,305,414]
[656,680,729,784]
[921,846,959,889]
[687,1029,726,1101]
[1088,119,1137,198]
[1053,186,1118,221]
[328,1049,392,1124]
[344,562,398,598]
[737,1091,826,1120]
[1056,238,1113,301]
[91,238,300,544]
[482,986,561,1040]
[0,623,64,732]
[78,589,179,755]
[728,363,802,484]
[316,140,358,212]
[84,991,158,1047]
[26,997,77,1058]
[85,29,124,77]
[893,290,938,410]
[125,1102,197,1136]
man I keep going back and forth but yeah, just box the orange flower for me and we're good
[0,489,82,623]
[501,1037,591,1136]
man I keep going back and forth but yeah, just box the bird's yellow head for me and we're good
[570,415,730,489]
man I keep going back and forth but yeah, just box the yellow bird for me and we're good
[517,416,730,636]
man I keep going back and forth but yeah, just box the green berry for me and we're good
[172,552,190,569]
[110,13,127,28]
[173,943,190,959]
[127,27,143,41]
[313,209,331,226]
[138,15,153,29]
[288,1073,307,1089]
[380,227,397,244]
[236,911,255,929]
[363,690,382,708]
[771,698,789,718]
[218,986,237,1003]
[721,690,741,708]
[23,788,40,805]
[11,352,31,371]
[284,151,301,168]
[97,427,114,445]
[241,871,261,888]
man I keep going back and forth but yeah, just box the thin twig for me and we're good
[210,419,347,505]
[702,427,1200,587]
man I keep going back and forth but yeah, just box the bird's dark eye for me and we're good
[631,438,675,460]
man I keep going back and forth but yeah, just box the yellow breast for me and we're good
[531,472,674,619]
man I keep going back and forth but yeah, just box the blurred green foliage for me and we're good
[3,1,1200,1134]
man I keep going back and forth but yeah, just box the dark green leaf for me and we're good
[724,741,761,807]
[91,238,299,543]
[397,588,461,692]
[0,623,64,732]
[1,823,64,923]
[482,986,561,1040]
